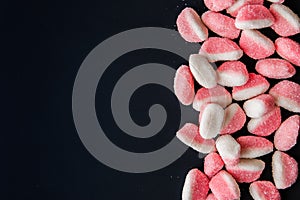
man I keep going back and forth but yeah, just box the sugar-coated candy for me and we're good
[204,0,235,12]
[206,193,218,200]
[243,94,276,118]
[255,58,296,79]
[199,37,243,62]
[239,30,275,59]
[209,170,240,200]
[269,80,300,113]
[226,159,265,183]
[204,152,224,178]
[174,65,195,106]
[202,11,240,39]
[176,123,216,154]
[270,3,300,37]
[267,0,284,3]
[232,73,270,101]
[182,168,210,200]
[275,37,300,67]
[249,181,281,200]
[221,103,246,135]
[235,5,275,29]
[189,54,217,89]
[176,8,208,43]
[248,107,281,136]
[199,103,224,139]
[274,115,300,151]
[192,85,232,111]
[237,136,274,158]
[216,135,241,166]
[272,151,298,189]
[217,61,249,87]
[227,0,264,17]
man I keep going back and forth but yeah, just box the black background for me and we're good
[3,0,300,199]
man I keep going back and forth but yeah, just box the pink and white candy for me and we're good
[216,135,241,166]
[176,8,208,43]
[204,0,235,12]
[199,37,243,62]
[204,152,224,178]
[249,181,281,200]
[221,103,246,135]
[275,37,300,67]
[243,94,276,118]
[237,136,274,158]
[217,61,249,87]
[227,0,264,17]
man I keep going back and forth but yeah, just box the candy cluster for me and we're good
[174,0,300,199]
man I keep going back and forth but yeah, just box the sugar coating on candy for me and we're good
[176,8,208,43]
[201,11,240,39]
[249,181,281,200]
[237,136,274,158]
[216,135,241,166]
[221,103,246,135]
[275,37,300,67]
[174,65,195,106]
[235,5,275,29]
[272,151,298,189]
[182,168,210,200]
[243,94,276,118]
[217,61,249,87]
[270,3,300,37]
[209,170,240,200]
[199,103,225,139]
[227,0,264,17]
[204,0,235,12]
[274,115,300,151]
[192,85,232,111]
[255,58,296,79]
[226,159,265,183]
[206,193,218,200]
[204,152,224,178]
[239,30,275,59]
[232,73,270,101]
[176,123,216,154]
[189,54,217,89]
[267,0,284,3]
[269,80,300,113]
[248,107,281,137]
[199,37,243,62]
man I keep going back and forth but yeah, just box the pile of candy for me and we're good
[174,0,300,199]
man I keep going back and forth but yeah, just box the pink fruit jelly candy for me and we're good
[174,65,195,106]
[275,37,300,67]
[255,58,296,79]
[216,135,241,166]
[199,37,243,62]
[226,159,265,183]
[199,103,225,139]
[227,0,264,17]
[182,168,210,200]
[176,123,216,154]
[221,103,246,135]
[209,170,240,200]
[201,11,240,39]
[204,0,235,12]
[270,3,300,37]
[176,8,209,43]
[192,85,232,111]
[239,30,275,59]
[232,73,270,101]
[189,54,217,89]
[206,193,218,200]
[269,80,300,113]
[235,5,275,29]
[249,181,281,200]
[274,115,300,151]
[272,151,298,189]
[237,136,274,158]
[243,94,276,118]
[204,152,224,178]
[217,61,249,87]
[247,107,281,137]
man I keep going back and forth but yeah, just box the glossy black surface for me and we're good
[4,0,300,199]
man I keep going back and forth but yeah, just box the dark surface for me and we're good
[3,0,300,199]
